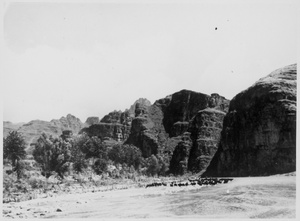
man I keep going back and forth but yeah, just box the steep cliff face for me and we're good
[169,132,192,175]
[125,102,163,157]
[81,99,151,143]
[162,90,229,137]
[203,64,297,177]
[126,89,230,166]
[187,108,226,173]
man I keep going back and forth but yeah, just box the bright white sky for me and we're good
[2,0,298,123]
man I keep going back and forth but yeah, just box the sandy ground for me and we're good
[2,175,296,219]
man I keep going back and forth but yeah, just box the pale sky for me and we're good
[2,0,298,123]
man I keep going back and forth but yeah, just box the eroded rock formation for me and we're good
[81,99,152,143]
[51,114,83,134]
[80,123,131,142]
[126,89,230,168]
[203,64,297,177]
[85,117,100,126]
[169,132,192,175]
[188,108,226,173]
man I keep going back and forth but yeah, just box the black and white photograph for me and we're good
[2,0,298,219]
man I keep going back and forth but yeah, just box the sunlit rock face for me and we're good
[203,64,297,177]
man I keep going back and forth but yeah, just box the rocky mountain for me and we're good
[80,99,152,144]
[3,114,84,147]
[203,63,297,177]
[84,117,100,127]
[125,90,230,175]
[3,121,25,137]
[6,62,295,178]
[187,108,226,174]
[50,114,83,134]
[128,98,152,117]
[80,90,229,174]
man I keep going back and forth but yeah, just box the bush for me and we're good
[92,158,108,175]
[28,177,45,189]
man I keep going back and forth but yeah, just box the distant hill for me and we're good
[3,121,25,136]
[3,114,84,148]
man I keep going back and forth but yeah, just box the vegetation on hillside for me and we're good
[3,130,176,203]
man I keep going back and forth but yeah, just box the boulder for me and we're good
[203,64,297,177]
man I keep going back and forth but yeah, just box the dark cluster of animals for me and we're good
[145,182,167,188]
[145,178,233,188]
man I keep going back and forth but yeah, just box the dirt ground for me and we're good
[2,174,296,219]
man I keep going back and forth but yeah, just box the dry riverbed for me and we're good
[2,174,296,219]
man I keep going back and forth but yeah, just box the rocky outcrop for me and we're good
[50,114,83,134]
[203,64,297,177]
[80,123,131,142]
[81,99,151,143]
[126,89,230,164]
[125,101,162,157]
[85,117,100,126]
[128,98,152,117]
[187,108,226,173]
[100,110,124,124]
[162,90,229,137]
[169,132,192,175]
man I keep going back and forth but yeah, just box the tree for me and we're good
[92,158,108,175]
[108,144,125,164]
[3,131,27,179]
[33,133,71,179]
[123,145,142,170]
[146,155,160,176]
[81,136,108,160]
[108,144,142,170]
[157,154,169,176]
[71,134,89,173]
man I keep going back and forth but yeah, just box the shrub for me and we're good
[28,177,44,189]
[92,158,108,175]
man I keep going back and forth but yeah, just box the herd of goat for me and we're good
[145,178,234,188]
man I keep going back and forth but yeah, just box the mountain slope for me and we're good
[203,63,297,177]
